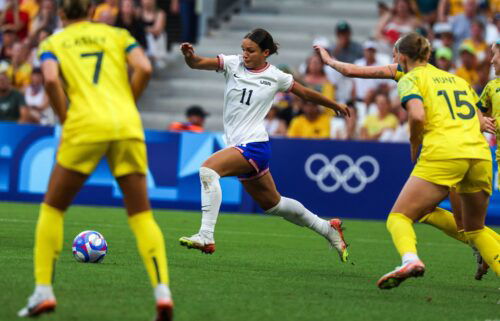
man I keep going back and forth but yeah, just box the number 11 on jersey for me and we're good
[240,88,253,106]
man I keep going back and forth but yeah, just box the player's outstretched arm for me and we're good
[314,45,397,79]
[291,82,350,117]
[127,46,153,101]
[180,43,219,70]
[41,59,67,124]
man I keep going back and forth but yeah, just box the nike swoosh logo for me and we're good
[233,74,240,78]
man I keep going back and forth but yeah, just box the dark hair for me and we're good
[395,32,431,62]
[59,0,91,20]
[244,28,279,55]
[32,68,43,75]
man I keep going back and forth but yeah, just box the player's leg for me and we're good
[377,176,449,289]
[18,164,89,318]
[242,172,349,262]
[458,159,500,277]
[180,147,254,253]
[110,140,173,321]
[460,191,500,276]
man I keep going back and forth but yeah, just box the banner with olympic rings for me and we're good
[0,123,498,225]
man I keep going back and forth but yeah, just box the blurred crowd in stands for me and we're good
[258,0,499,144]
[0,0,498,146]
[0,0,197,125]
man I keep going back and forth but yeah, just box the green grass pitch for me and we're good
[1,202,499,321]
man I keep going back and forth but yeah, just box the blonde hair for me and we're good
[395,32,431,62]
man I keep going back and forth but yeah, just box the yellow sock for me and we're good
[419,208,467,243]
[34,203,64,285]
[484,226,500,243]
[387,213,417,257]
[465,229,500,276]
[128,211,169,287]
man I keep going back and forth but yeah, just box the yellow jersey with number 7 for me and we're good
[38,21,144,144]
[397,64,490,161]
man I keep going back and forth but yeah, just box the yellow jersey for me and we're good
[287,113,330,139]
[39,21,144,144]
[479,78,500,159]
[363,113,399,137]
[397,64,490,161]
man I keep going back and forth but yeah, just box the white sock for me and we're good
[402,253,419,265]
[34,285,54,298]
[265,197,331,237]
[198,167,222,240]
[154,284,172,302]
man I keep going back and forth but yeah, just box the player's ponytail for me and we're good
[244,28,279,56]
[59,0,92,20]
[395,32,431,62]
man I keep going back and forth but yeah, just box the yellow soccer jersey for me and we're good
[479,78,500,159]
[39,21,144,144]
[397,64,490,161]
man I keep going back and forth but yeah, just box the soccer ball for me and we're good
[72,230,108,263]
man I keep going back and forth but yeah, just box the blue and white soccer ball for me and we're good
[72,230,108,263]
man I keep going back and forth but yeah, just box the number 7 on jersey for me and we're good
[81,51,104,84]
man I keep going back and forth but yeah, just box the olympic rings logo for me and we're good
[304,154,380,194]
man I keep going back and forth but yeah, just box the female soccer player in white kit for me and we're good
[179,28,350,262]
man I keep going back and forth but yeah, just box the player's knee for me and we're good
[199,167,220,190]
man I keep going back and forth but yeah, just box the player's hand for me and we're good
[334,103,350,117]
[480,116,496,134]
[180,43,195,58]
[313,45,334,65]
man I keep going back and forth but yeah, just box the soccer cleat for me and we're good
[326,218,349,263]
[179,233,215,254]
[18,292,56,318]
[472,247,489,280]
[155,299,174,321]
[377,260,425,289]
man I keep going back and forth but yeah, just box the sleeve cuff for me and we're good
[285,80,295,93]
[476,101,488,113]
[401,94,423,109]
[125,42,139,53]
[40,51,58,62]
[216,54,224,72]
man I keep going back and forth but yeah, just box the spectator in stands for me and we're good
[331,21,363,64]
[438,0,466,21]
[360,93,398,141]
[379,106,409,143]
[21,68,52,125]
[29,0,60,37]
[353,40,393,106]
[0,29,17,62]
[264,106,287,137]
[0,0,30,41]
[170,0,198,44]
[168,105,208,133]
[434,47,455,72]
[432,22,456,53]
[376,0,420,46]
[330,102,358,140]
[416,0,439,25]
[115,0,147,50]
[0,72,26,122]
[20,0,40,21]
[302,54,335,105]
[6,42,32,91]
[455,43,480,87]
[141,0,168,69]
[93,0,119,25]
[462,20,489,63]
[450,0,487,45]
[28,28,51,68]
[287,100,330,139]
[485,13,499,44]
